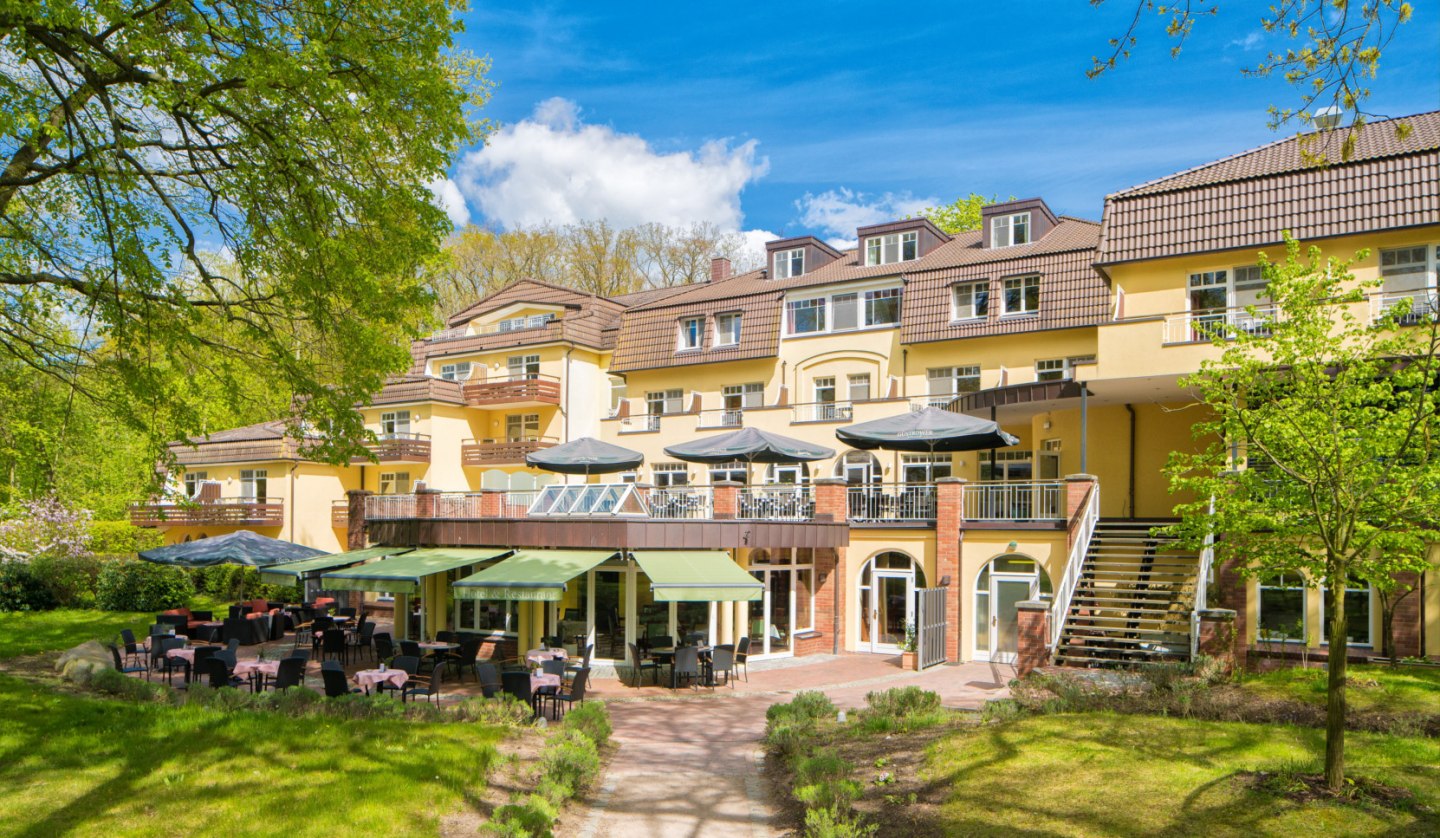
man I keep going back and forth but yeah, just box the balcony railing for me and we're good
[1162,304,1281,344]
[738,486,814,520]
[462,374,561,407]
[461,436,557,466]
[1370,289,1438,326]
[365,494,418,520]
[619,413,663,433]
[130,497,284,527]
[847,484,937,522]
[791,401,852,423]
[353,432,431,464]
[963,481,1065,521]
[696,408,745,429]
[649,487,715,519]
[331,500,349,528]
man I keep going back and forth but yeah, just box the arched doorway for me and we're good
[857,551,926,654]
[834,450,880,484]
[973,556,1051,663]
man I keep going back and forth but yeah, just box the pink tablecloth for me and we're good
[354,669,409,690]
[166,648,196,663]
[525,648,567,665]
[531,672,561,692]
[233,660,280,678]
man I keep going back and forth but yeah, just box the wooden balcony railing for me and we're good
[462,374,561,407]
[461,436,558,466]
[331,500,350,528]
[130,497,284,527]
[352,432,431,464]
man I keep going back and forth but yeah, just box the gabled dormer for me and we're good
[463,300,573,335]
[856,218,951,267]
[981,198,1059,249]
[765,236,845,279]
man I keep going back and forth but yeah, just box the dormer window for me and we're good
[715,312,741,346]
[497,313,555,332]
[773,248,805,279]
[678,316,703,351]
[864,231,918,266]
[438,361,472,381]
[991,213,1031,248]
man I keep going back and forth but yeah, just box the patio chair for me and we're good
[627,642,659,687]
[398,639,422,659]
[108,644,147,677]
[384,655,420,698]
[735,636,751,682]
[196,656,244,689]
[672,646,701,691]
[156,637,188,685]
[564,644,593,680]
[444,638,482,683]
[214,649,238,673]
[119,629,147,667]
[221,617,251,645]
[321,628,348,665]
[337,607,357,619]
[286,647,311,662]
[321,667,361,698]
[546,667,589,719]
[540,658,567,677]
[475,663,502,699]
[436,630,458,644]
[500,670,539,716]
[350,621,375,662]
[373,632,395,664]
[402,667,441,705]
[191,645,220,681]
[268,657,306,691]
[711,645,736,689]
[226,638,241,655]
[320,659,344,672]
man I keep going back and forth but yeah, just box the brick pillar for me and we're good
[1064,474,1097,549]
[936,477,966,662]
[713,481,740,519]
[1197,608,1238,676]
[1216,557,1250,668]
[478,488,505,518]
[1388,570,1423,659]
[811,478,848,655]
[812,477,846,523]
[345,490,371,551]
[414,486,438,519]
[1016,599,1051,677]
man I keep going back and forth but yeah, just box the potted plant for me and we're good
[900,621,918,669]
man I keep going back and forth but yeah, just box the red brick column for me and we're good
[1064,474,1097,549]
[478,489,504,518]
[1016,599,1051,677]
[1197,608,1238,676]
[713,481,740,519]
[1216,557,1250,668]
[936,477,966,662]
[345,490,371,551]
[1388,570,1423,659]
[810,478,848,655]
[414,486,438,519]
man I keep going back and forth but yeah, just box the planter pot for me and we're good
[900,651,917,670]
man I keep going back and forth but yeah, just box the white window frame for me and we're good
[864,287,901,326]
[653,463,690,487]
[928,366,980,399]
[783,283,903,337]
[1035,359,1069,382]
[863,231,919,266]
[715,312,742,346]
[773,247,805,279]
[506,354,540,380]
[608,376,626,418]
[1257,573,1308,643]
[647,389,683,415]
[184,471,209,498]
[379,471,412,495]
[991,212,1032,248]
[1001,275,1040,316]
[785,297,827,334]
[847,373,871,403]
[678,316,703,351]
[438,361,472,381]
[380,410,411,438]
[723,382,764,410]
[951,281,990,320]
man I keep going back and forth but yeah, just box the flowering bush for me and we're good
[0,495,92,564]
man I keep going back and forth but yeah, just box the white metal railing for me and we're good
[434,492,483,518]
[910,396,960,411]
[1049,483,1099,650]
[738,485,814,520]
[696,408,745,429]
[1190,495,1217,659]
[1370,289,1438,326]
[501,490,539,517]
[962,481,1064,521]
[1162,304,1281,344]
[791,401,852,423]
[620,413,663,433]
[649,487,715,519]
[365,494,417,520]
[846,484,937,522]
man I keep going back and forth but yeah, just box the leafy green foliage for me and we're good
[856,687,948,734]
[912,193,1002,234]
[562,700,613,748]
[188,565,298,604]
[0,561,57,612]
[95,560,194,612]
[29,553,103,608]
[88,522,163,556]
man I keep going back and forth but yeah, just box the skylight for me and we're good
[527,483,649,517]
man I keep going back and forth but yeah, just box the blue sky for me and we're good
[443,3,1439,247]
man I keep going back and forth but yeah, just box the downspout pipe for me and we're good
[1125,403,1136,519]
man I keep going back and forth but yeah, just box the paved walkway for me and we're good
[569,655,1014,838]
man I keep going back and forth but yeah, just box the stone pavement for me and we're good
[568,655,1014,838]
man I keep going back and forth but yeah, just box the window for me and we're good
[608,376,626,417]
[709,460,749,485]
[865,288,901,326]
[438,361,472,381]
[832,293,859,331]
[506,354,540,380]
[239,469,268,500]
[646,389,683,415]
[864,231,919,266]
[1379,245,1438,294]
[773,247,804,279]
[678,317,703,351]
[991,212,1031,248]
[928,366,980,401]
[952,281,990,320]
[1322,578,1373,646]
[847,373,871,402]
[653,463,689,487]
[1258,573,1307,642]
[184,471,208,498]
[1002,275,1040,315]
[380,410,411,437]
[1036,359,1069,382]
[786,298,827,334]
[505,413,540,442]
[497,313,554,332]
[379,471,411,495]
[814,376,836,404]
[902,453,951,484]
[715,312,741,346]
[723,383,764,410]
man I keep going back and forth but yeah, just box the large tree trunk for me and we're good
[1325,572,1348,791]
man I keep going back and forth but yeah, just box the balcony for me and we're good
[462,436,558,466]
[962,481,1065,522]
[738,486,814,520]
[847,484,937,523]
[696,408,745,429]
[462,374,561,408]
[1370,289,1438,326]
[1162,304,1281,344]
[130,497,284,527]
[791,401,852,424]
[618,413,662,434]
[353,432,431,464]
[649,487,715,519]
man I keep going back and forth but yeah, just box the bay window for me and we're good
[785,285,902,336]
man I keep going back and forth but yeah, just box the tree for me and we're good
[913,194,1003,235]
[1088,1,1415,159]
[633,221,754,287]
[1,1,492,478]
[1166,235,1440,790]
[427,225,567,320]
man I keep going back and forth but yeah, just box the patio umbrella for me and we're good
[835,406,1019,453]
[663,427,835,465]
[138,530,328,569]
[525,436,645,475]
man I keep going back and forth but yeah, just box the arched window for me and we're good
[974,556,1052,662]
[834,450,880,484]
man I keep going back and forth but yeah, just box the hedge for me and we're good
[96,559,194,612]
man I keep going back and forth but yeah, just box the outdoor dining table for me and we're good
[650,646,715,689]
[525,648,567,665]
[233,659,280,691]
[354,668,409,695]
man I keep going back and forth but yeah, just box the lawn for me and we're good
[1236,663,1440,716]
[0,610,153,660]
[0,675,506,838]
[926,713,1440,836]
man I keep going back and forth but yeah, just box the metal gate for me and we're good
[915,586,947,670]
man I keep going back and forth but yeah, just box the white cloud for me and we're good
[427,177,470,227]
[794,188,938,243]
[457,97,769,231]
[738,229,778,269]
[1229,31,1264,51]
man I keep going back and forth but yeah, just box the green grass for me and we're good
[0,675,504,837]
[927,713,1440,836]
[0,610,152,659]
[1236,664,1440,715]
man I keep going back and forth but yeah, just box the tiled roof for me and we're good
[176,420,290,445]
[445,278,607,328]
[1099,111,1440,264]
[369,376,466,406]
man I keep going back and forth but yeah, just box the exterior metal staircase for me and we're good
[1053,519,1202,668]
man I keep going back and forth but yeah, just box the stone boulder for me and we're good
[56,640,113,684]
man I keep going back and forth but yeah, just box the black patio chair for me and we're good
[735,636,751,682]
[350,621,375,662]
[321,667,361,698]
[196,656,244,689]
[191,645,220,682]
[267,657,306,691]
[546,667,589,719]
[475,662,502,699]
[221,617,251,645]
[501,670,539,716]
[286,647,311,662]
[384,655,420,698]
[321,628,348,664]
[320,659,344,672]
[108,644,147,677]
[398,639,421,659]
[155,637,188,685]
[373,632,395,664]
[444,638,482,682]
[119,629,147,667]
[564,644,593,681]
[540,658,567,678]
[226,638,240,655]
[672,645,701,690]
[711,645,736,689]
[627,642,659,687]
[402,667,441,705]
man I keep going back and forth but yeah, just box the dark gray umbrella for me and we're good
[138,530,328,568]
[526,436,645,475]
[664,427,835,465]
[836,406,1019,452]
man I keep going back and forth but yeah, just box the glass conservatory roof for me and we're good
[526,483,649,517]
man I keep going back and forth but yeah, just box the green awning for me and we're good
[320,547,511,594]
[452,549,619,602]
[629,550,763,602]
[258,546,410,585]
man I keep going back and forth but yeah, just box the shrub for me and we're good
[190,564,299,603]
[767,690,836,727]
[95,559,194,612]
[485,794,559,837]
[540,729,601,794]
[802,806,877,838]
[453,695,535,728]
[30,552,102,608]
[88,520,163,555]
[0,561,58,611]
[863,686,941,718]
[562,701,611,748]
[86,666,169,702]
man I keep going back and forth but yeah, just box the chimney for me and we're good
[710,257,732,282]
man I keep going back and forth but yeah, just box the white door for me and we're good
[868,570,913,654]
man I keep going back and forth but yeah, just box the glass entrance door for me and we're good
[989,578,1031,663]
[872,572,911,652]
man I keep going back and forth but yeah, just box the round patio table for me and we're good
[232,660,279,678]
[166,648,196,664]
[354,668,409,695]
[525,648,567,665]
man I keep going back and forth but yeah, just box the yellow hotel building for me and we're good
[134,111,1440,671]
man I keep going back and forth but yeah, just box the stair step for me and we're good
[1062,627,1191,639]
[1083,569,1195,577]
[1056,643,1187,656]
[1053,652,1190,667]
[1069,605,1189,616]
[1085,561,1198,570]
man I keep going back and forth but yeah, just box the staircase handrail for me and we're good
[1190,495,1217,658]
[1049,484,1099,650]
